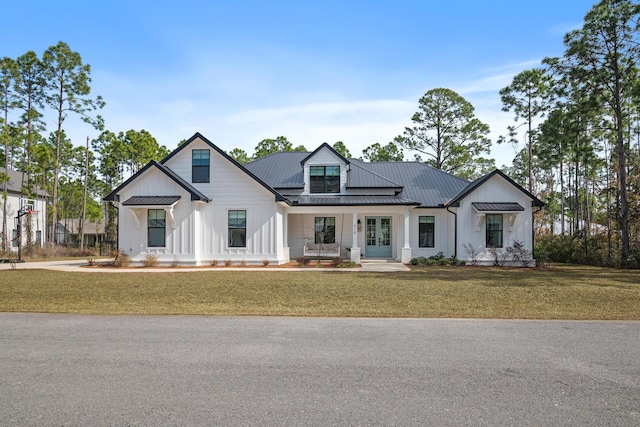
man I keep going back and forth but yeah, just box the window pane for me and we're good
[486,214,503,248]
[229,210,247,247]
[314,217,336,243]
[192,150,210,183]
[148,209,166,247]
[310,166,324,176]
[419,216,435,247]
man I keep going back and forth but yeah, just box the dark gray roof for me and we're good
[122,196,181,206]
[447,169,544,208]
[244,152,307,189]
[472,202,524,212]
[0,168,49,197]
[104,161,210,202]
[289,195,421,206]
[245,154,472,207]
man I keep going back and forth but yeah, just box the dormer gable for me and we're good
[300,143,349,195]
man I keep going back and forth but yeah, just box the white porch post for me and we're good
[350,212,361,263]
[401,209,412,264]
[283,211,290,261]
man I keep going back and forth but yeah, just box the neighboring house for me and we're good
[0,167,48,250]
[55,218,107,247]
[104,133,543,266]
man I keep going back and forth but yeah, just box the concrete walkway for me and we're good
[0,258,410,273]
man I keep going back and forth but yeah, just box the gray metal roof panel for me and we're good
[289,195,420,206]
[122,196,181,206]
[472,202,524,212]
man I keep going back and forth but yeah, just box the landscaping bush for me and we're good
[114,250,131,267]
[142,254,158,267]
[296,256,310,266]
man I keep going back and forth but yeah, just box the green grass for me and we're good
[0,265,638,319]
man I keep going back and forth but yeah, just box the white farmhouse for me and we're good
[104,133,543,265]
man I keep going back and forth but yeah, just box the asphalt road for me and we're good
[0,314,638,426]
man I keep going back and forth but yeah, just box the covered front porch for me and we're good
[282,206,414,263]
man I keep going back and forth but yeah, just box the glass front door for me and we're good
[364,216,392,258]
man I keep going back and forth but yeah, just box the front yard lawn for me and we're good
[0,265,638,319]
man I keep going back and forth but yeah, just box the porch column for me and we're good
[283,212,290,261]
[401,209,412,264]
[350,212,361,263]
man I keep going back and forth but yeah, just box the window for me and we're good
[486,214,503,248]
[192,149,210,183]
[35,230,42,246]
[228,210,246,247]
[314,217,335,243]
[419,216,435,248]
[12,229,18,247]
[310,165,340,193]
[148,209,166,247]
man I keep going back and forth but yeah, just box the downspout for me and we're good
[446,206,457,259]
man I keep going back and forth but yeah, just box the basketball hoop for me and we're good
[27,210,39,215]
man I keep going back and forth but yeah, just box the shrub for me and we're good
[506,241,532,267]
[262,259,270,266]
[142,254,158,267]
[331,257,343,267]
[114,250,131,267]
[463,243,480,266]
[296,256,310,266]
[210,259,218,267]
[239,259,248,267]
[224,259,232,267]
[86,256,97,266]
[438,257,450,266]
[410,256,428,266]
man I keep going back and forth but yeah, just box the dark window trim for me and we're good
[148,209,166,247]
[486,214,503,248]
[418,215,435,248]
[314,217,336,243]
[310,165,340,194]
[192,149,210,183]
[228,210,247,248]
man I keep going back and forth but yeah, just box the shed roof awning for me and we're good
[472,202,524,212]
[122,196,181,206]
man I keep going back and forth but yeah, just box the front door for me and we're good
[365,216,392,258]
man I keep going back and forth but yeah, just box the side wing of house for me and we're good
[106,133,289,265]
[451,170,543,265]
[162,135,287,263]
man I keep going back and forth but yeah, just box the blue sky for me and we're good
[5,1,596,167]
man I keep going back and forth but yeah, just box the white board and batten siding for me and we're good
[163,137,281,263]
[117,167,195,262]
[410,209,456,259]
[456,175,534,262]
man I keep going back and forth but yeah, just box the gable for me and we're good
[161,133,287,203]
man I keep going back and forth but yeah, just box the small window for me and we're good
[148,209,166,247]
[310,165,340,193]
[419,216,435,248]
[314,217,336,243]
[192,149,210,183]
[12,229,18,247]
[35,230,42,246]
[228,210,246,247]
[486,214,503,248]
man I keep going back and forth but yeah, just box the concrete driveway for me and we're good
[0,314,638,426]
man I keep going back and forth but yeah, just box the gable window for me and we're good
[228,210,246,247]
[192,149,210,183]
[419,216,435,248]
[148,209,166,247]
[486,214,503,248]
[310,165,340,193]
[314,217,335,243]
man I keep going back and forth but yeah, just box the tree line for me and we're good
[1,0,639,267]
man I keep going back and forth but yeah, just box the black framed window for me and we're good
[192,149,210,183]
[314,217,336,243]
[11,229,18,247]
[486,214,503,248]
[228,210,246,247]
[148,209,166,247]
[419,216,435,248]
[310,165,340,193]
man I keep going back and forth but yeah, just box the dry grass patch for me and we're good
[0,265,638,319]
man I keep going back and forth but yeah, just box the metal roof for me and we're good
[472,202,524,212]
[289,195,421,206]
[122,196,181,206]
